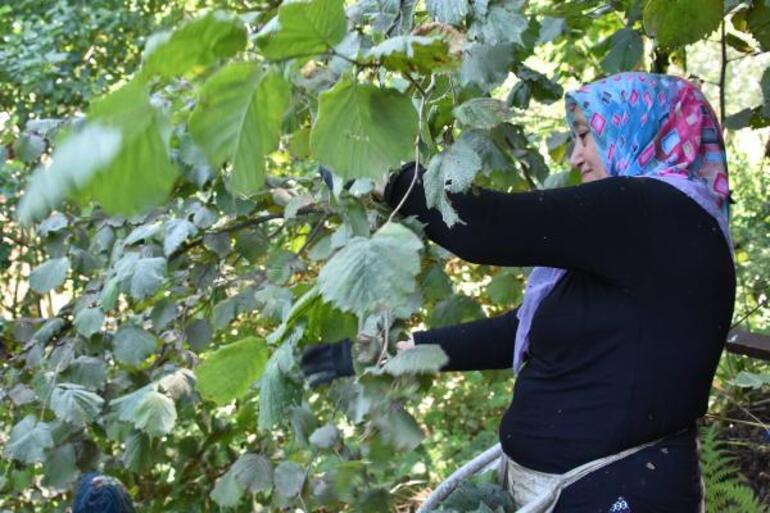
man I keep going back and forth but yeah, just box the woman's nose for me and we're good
[569,142,583,169]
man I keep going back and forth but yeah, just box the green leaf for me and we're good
[309,423,339,449]
[51,383,104,426]
[42,444,78,490]
[543,169,581,189]
[423,138,482,227]
[255,0,347,61]
[65,356,107,390]
[125,222,162,245]
[4,415,54,464]
[468,4,528,46]
[274,461,304,498]
[73,307,104,337]
[486,270,522,305]
[132,390,177,437]
[190,64,291,196]
[731,371,768,389]
[317,222,423,316]
[426,0,469,25]
[430,295,484,327]
[453,98,512,129]
[196,336,269,405]
[122,431,154,473]
[378,345,448,376]
[163,218,197,256]
[601,28,643,74]
[113,324,159,367]
[16,125,122,225]
[185,318,213,352]
[310,78,418,180]
[142,11,247,78]
[110,384,156,422]
[374,406,423,451]
[210,470,244,508]
[747,1,770,52]
[368,35,455,75]
[231,453,273,493]
[129,257,166,299]
[259,340,302,429]
[459,42,515,93]
[643,0,722,48]
[29,257,70,293]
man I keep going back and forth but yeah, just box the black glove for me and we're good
[300,339,355,387]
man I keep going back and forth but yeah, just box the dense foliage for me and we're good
[1,0,769,511]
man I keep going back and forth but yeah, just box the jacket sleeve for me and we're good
[412,308,519,371]
[384,163,653,287]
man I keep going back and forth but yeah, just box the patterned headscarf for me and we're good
[513,71,733,373]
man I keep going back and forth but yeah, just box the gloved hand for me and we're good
[300,339,355,387]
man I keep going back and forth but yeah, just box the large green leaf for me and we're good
[468,4,528,46]
[747,1,770,52]
[377,345,448,376]
[643,0,722,48]
[458,42,515,93]
[256,0,347,61]
[310,78,418,180]
[50,383,104,426]
[83,81,177,215]
[317,223,423,316]
[189,64,291,196]
[210,470,243,508]
[129,257,166,299]
[18,81,177,223]
[601,28,643,74]
[132,390,177,437]
[73,307,104,337]
[4,415,54,464]
[423,138,482,227]
[453,98,512,129]
[142,11,247,78]
[113,325,159,367]
[42,444,78,490]
[232,453,274,493]
[16,126,121,225]
[259,339,302,429]
[195,336,269,405]
[29,257,70,293]
[274,461,304,498]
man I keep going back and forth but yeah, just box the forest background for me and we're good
[1,0,769,511]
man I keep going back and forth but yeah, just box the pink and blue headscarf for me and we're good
[513,72,733,373]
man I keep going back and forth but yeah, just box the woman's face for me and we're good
[569,106,609,183]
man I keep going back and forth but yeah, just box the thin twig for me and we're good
[730,295,770,330]
[387,74,436,224]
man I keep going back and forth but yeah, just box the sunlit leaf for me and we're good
[317,223,423,316]
[189,64,291,196]
[195,336,269,405]
[310,78,418,180]
[256,0,347,61]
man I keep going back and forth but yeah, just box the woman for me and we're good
[302,72,735,512]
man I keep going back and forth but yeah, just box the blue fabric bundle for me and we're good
[73,472,135,513]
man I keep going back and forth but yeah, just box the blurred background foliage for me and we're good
[0,0,769,511]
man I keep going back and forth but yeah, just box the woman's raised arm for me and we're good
[384,162,654,286]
